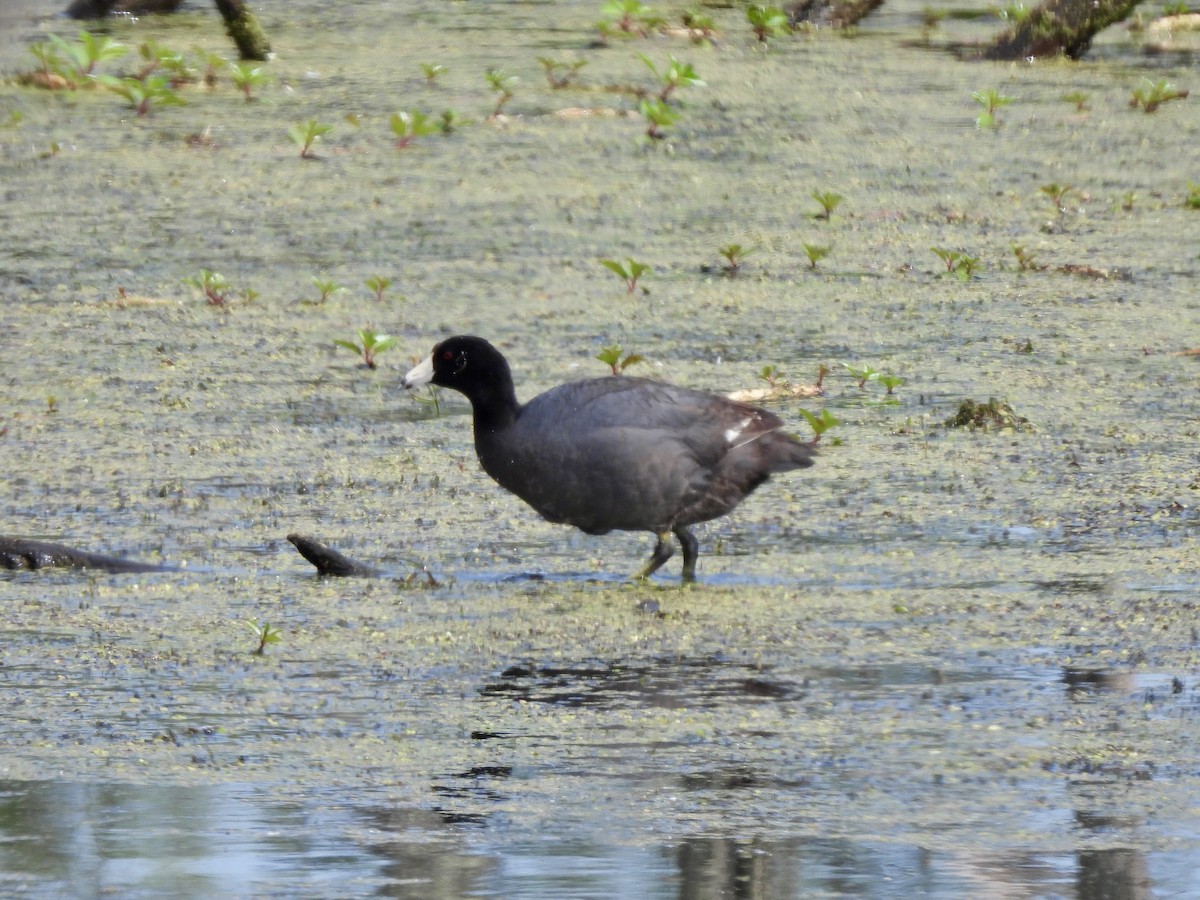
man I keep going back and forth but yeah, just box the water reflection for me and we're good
[1,780,1196,899]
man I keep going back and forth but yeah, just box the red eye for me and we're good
[442,350,455,361]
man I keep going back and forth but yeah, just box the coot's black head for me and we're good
[402,336,518,416]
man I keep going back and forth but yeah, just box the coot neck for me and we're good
[466,373,520,433]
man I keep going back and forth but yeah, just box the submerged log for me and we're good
[214,0,272,61]
[788,0,886,29]
[0,536,169,573]
[985,0,1145,59]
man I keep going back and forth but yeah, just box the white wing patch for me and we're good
[724,416,753,445]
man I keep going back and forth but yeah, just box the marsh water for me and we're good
[1,0,1199,896]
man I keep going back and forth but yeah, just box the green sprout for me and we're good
[747,4,792,42]
[681,10,717,43]
[919,6,946,42]
[310,276,345,303]
[638,97,680,141]
[798,407,840,443]
[1063,90,1089,111]
[335,328,397,369]
[100,74,185,116]
[757,364,787,388]
[1010,243,1046,272]
[639,54,704,102]
[1186,182,1200,210]
[438,109,471,134]
[243,619,281,656]
[485,68,518,119]
[27,41,64,81]
[876,373,904,395]
[183,269,231,305]
[136,40,192,85]
[1039,182,1072,216]
[972,88,1014,128]
[843,362,879,388]
[390,109,439,148]
[420,62,447,84]
[1129,78,1189,112]
[49,30,127,83]
[538,57,588,89]
[598,0,666,37]
[601,257,652,293]
[931,247,980,281]
[1162,0,1189,13]
[365,274,393,302]
[811,190,844,220]
[596,343,646,375]
[802,243,830,269]
[718,243,756,275]
[195,48,226,88]
[229,61,267,101]
[288,119,332,159]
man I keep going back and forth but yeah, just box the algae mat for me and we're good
[0,0,1198,896]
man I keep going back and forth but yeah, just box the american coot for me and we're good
[401,336,816,581]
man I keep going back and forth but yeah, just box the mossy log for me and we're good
[985,0,1145,59]
[214,0,272,61]
[0,536,170,573]
[788,0,886,29]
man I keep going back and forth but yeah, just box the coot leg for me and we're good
[636,532,675,580]
[675,526,699,583]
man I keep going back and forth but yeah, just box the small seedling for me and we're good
[1129,77,1189,112]
[919,6,946,42]
[136,40,191,85]
[288,118,332,158]
[798,407,840,444]
[1063,90,1089,111]
[843,362,879,388]
[811,190,844,220]
[335,328,397,369]
[814,363,830,391]
[747,4,791,42]
[972,88,1014,128]
[757,364,787,388]
[390,109,438,147]
[596,344,646,375]
[876,373,904,395]
[1,110,22,129]
[50,30,127,82]
[538,57,588,89]
[718,243,756,275]
[365,274,393,302]
[46,396,59,414]
[100,74,185,116]
[1162,0,1189,13]
[183,269,231,305]
[638,98,680,141]
[802,243,830,269]
[599,0,666,36]
[931,246,980,281]
[1040,182,1072,215]
[1010,243,1046,272]
[195,48,225,88]
[1116,191,1136,212]
[311,276,345,303]
[681,10,717,43]
[420,62,447,84]
[438,109,471,134]
[27,41,64,82]
[485,68,518,119]
[996,2,1030,21]
[229,61,267,101]
[1186,182,1200,210]
[243,619,281,656]
[640,54,704,102]
[601,257,651,293]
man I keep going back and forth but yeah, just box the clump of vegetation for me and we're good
[243,619,281,656]
[420,62,447,84]
[919,6,946,42]
[747,4,792,42]
[802,243,830,269]
[485,68,518,119]
[1040,182,1072,216]
[640,54,704,102]
[718,244,756,275]
[438,109,471,134]
[598,0,666,38]
[101,74,185,116]
[229,61,267,101]
[932,247,981,281]
[972,87,1014,128]
[288,118,332,158]
[1186,182,1200,210]
[681,10,717,43]
[335,328,397,369]
[1011,243,1047,272]
[601,257,652,292]
[183,269,232,306]
[310,276,345,304]
[811,190,844,220]
[1063,90,1089,111]
[390,109,438,147]
[53,30,127,83]
[538,57,588,89]
[944,397,1030,431]
[596,344,646,375]
[638,97,680,141]
[843,362,879,388]
[365,274,393,303]
[799,408,839,444]
[1129,77,1188,112]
